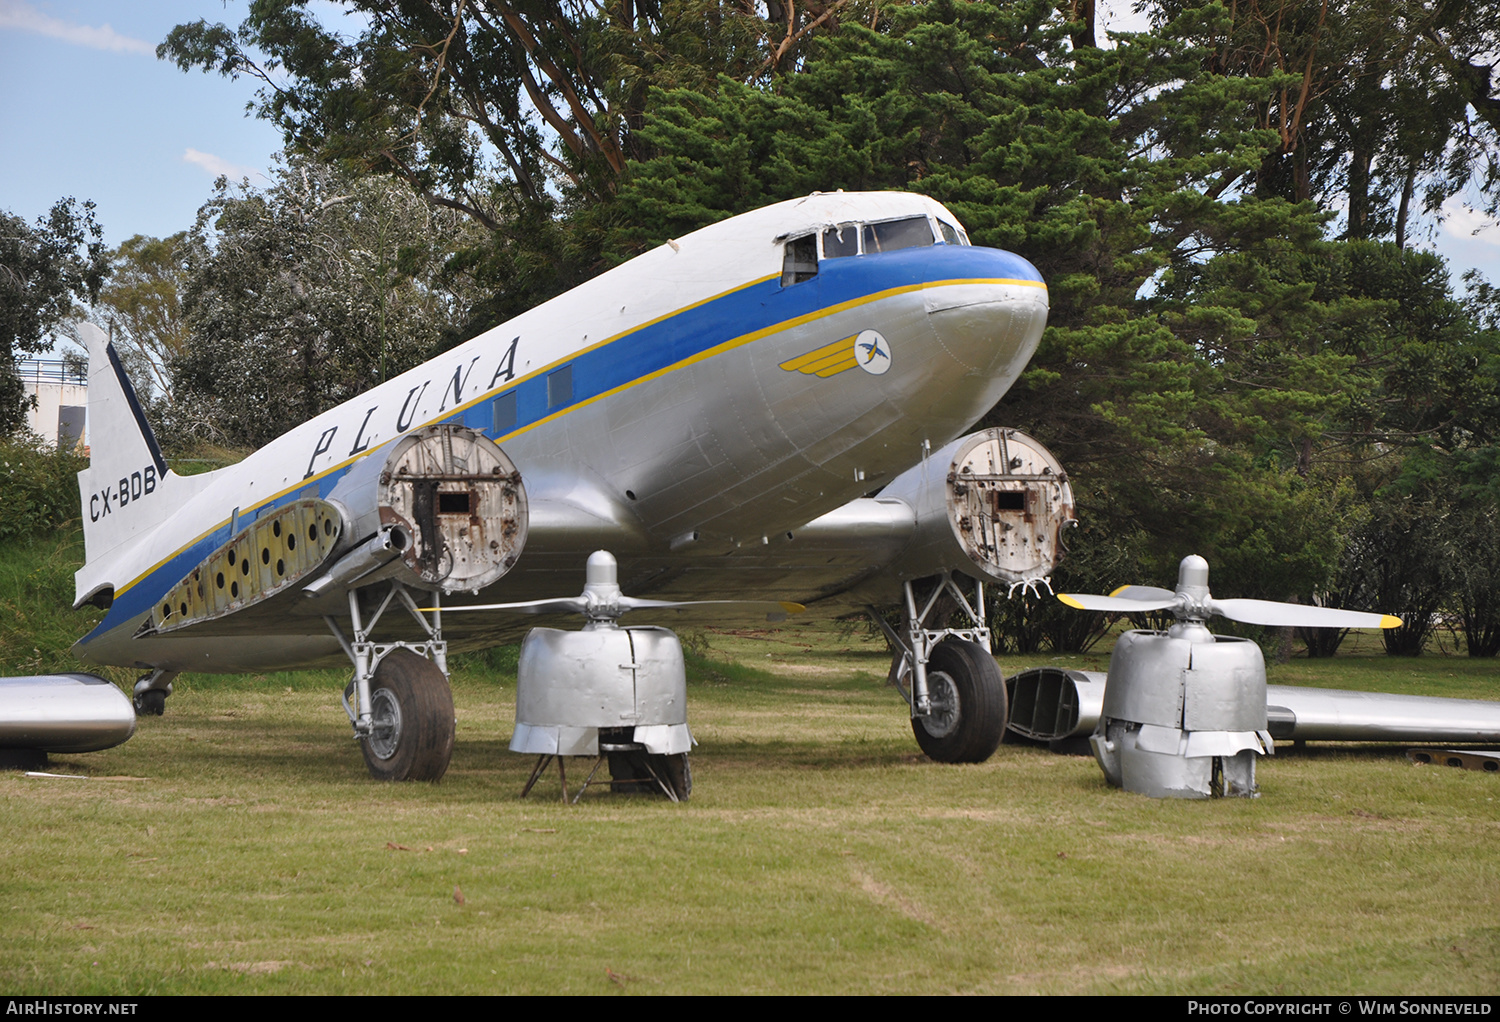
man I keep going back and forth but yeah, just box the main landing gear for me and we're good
[868,572,1008,763]
[325,582,455,782]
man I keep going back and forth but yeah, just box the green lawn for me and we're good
[3,618,1497,994]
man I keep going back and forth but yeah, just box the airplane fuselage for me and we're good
[75,192,1048,672]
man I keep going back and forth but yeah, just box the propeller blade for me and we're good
[1209,599,1401,630]
[1108,584,1177,601]
[421,597,588,615]
[618,597,806,615]
[1057,593,1182,613]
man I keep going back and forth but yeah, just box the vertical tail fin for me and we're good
[74,323,208,607]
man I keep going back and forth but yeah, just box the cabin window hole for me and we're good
[994,491,1027,511]
[179,602,188,617]
[781,235,818,285]
[261,548,270,565]
[241,560,250,576]
[276,559,285,576]
[822,225,858,259]
[231,582,239,598]
[161,603,171,618]
[1447,757,1464,767]
[272,521,281,537]
[216,572,224,589]
[863,216,935,254]
[227,550,235,566]
[287,533,296,551]
[439,492,471,514]
[308,525,317,542]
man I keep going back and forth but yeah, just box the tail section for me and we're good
[74,323,209,608]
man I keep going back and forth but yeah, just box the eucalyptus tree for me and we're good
[171,157,486,449]
[0,199,108,436]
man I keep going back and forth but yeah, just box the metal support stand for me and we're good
[867,571,990,720]
[324,581,448,739]
[519,743,683,804]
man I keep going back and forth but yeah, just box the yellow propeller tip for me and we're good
[1380,615,1403,629]
[779,602,806,614]
[1107,585,1130,597]
[1057,594,1085,610]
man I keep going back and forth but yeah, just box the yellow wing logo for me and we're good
[780,330,891,378]
[780,335,860,377]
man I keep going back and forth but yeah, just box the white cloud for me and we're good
[0,0,154,55]
[1440,196,1499,245]
[182,148,263,182]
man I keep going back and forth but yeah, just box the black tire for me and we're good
[360,648,455,782]
[135,690,166,716]
[657,753,692,801]
[911,638,1007,763]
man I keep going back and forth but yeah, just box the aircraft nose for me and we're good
[923,270,1049,375]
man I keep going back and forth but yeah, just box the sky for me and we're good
[3,0,1500,286]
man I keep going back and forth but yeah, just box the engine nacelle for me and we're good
[320,424,528,594]
[879,428,1075,585]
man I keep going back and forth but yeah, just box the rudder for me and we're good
[74,323,206,607]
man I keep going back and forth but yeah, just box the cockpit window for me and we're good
[781,234,818,285]
[862,216,936,254]
[936,219,962,245]
[822,224,859,259]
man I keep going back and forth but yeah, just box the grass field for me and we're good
[3,619,1497,995]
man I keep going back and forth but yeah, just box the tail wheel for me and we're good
[911,638,1007,764]
[361,648,455,782]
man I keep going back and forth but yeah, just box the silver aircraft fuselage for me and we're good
[74,192,1049,672]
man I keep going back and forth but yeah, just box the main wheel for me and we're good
[911,638,1007,763]
[361,648,456,782]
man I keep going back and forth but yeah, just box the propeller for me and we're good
[1057,555,1401,630]
[426,550,804,627]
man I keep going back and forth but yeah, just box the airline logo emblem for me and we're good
[780,330,892,378]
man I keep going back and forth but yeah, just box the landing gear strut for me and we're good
[868,572,1008,763]
[325,582,455,781]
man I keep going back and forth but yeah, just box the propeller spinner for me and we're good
[1057,555,1401,631]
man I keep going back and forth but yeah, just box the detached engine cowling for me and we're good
[314,424,528,595]
[881,428,1075,585]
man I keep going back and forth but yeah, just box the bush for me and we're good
[0,434,87,541]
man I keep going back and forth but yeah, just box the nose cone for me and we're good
[1178,554,1210,592]
[585,549,619,586]
[923,247,1049,375]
